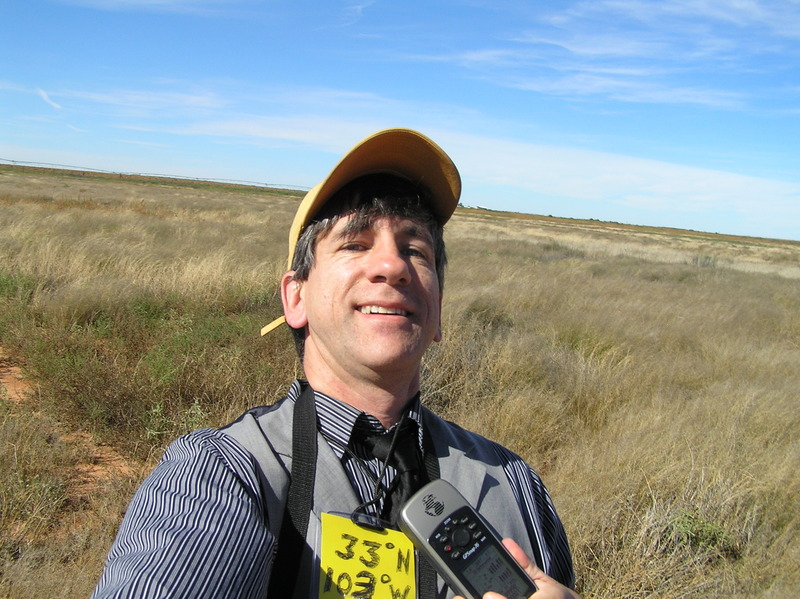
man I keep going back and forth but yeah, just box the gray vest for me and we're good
[223,396,532,599]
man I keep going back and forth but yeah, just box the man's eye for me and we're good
[405,246,432,260]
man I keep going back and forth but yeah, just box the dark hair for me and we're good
[288,173,447,358]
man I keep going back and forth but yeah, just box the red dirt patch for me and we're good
[0,348,28,405]
[1,346,138,501]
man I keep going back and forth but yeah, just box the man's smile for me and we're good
[358,305,411,316]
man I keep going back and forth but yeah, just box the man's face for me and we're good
[284,214,442,388]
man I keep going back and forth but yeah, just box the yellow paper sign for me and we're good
[320,512,416,599]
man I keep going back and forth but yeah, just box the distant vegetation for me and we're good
[1,166,798,597]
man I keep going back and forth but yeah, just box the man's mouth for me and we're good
[359,305,410,316]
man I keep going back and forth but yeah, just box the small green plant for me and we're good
[179,398,210,433]
[0,270,36,300]
[0,403,82,556]
[144,400,170,441]
[665,509,740,559]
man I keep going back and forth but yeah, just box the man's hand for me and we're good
[455,538,582,599]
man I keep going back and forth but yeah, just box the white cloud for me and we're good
[53,0,247,15]
[506,73,746,108]
[413,1,800,111]
[567,0,762,29]
[62,87,225,114]
[37,88,62,110]
[0,80,28,93]
[114,138,170,147]
[171,115,391,153]
[341,1,375,25]
[436,129,800,218]
[513,32,668,59]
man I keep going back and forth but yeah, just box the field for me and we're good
[1,164,799,598]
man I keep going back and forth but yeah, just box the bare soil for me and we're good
[0,349,27,405]
[0,347,136,505]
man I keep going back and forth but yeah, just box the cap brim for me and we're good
[287,128,461,269]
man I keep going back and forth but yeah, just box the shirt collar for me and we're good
[287,379,424,460]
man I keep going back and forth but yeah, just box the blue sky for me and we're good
[2,0,799,241]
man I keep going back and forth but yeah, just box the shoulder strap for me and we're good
[221,386,319,598]
[269,383,318,599]
[420,410,441,599]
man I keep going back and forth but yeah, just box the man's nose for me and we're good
[366,243,410,285]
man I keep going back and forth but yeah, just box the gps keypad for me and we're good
[430,506,489,561]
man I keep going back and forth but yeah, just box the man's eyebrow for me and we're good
[334,219,434,244]
[333,221,368,241]
[400,223,434,244]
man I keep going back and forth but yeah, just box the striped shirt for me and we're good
[92,381,574,597]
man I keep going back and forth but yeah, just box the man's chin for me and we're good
[360,343,428,372]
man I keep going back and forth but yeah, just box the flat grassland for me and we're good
[1,165,798,597]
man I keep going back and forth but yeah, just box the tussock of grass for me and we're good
[1,167,799,597]
[0,401,139,598]
[0,401,125,598]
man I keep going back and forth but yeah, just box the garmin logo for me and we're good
[422,493,444,517]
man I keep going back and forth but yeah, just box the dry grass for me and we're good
[1,165,799,597]
[428,218,800,597]
[0,399,142,599]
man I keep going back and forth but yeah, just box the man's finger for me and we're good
[499,538,582,599]
[502,538,534,569]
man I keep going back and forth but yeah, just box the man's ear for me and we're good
[281,272,308,329]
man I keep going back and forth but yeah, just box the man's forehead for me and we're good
[327,213,436,243]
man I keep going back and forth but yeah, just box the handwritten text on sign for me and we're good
[320,513,416,599]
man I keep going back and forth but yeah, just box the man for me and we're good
[92,128,579,599]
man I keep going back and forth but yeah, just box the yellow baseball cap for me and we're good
[261,127,461,336]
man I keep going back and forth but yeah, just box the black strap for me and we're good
[267,383,318,599]
[419,410,441,599]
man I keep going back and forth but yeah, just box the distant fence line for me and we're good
[0,158,310,192]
